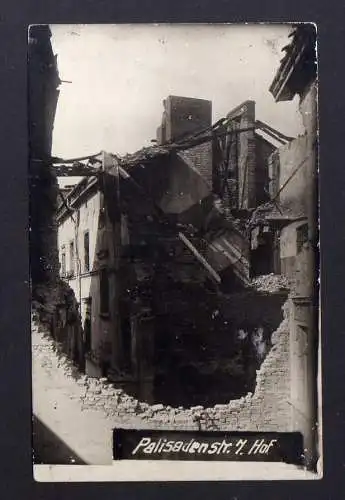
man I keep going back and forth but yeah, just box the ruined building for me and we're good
[268,23,318,469]
[55,95,293,407]
[30,24,319,470]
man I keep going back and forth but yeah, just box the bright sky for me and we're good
[51,23,304,161]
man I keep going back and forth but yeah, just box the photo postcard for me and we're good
[28,22,321,482]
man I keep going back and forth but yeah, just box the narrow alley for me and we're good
[32,317,216,464]
[33,322,116,464]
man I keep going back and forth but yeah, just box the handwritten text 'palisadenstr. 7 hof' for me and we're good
[131,437,278,456]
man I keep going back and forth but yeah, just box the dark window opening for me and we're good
[99,209,106,228]
[251,230,274,277]
[273,231,281,274]
[297,223,309,253]
[61,247,66,276]
[69,240,75,276]
[84,230,90,272]
[99,268,109,316]
[83,297,92,353]
[98,195,107,229]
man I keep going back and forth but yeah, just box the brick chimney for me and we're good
[226,100,256,209]
[157,96,213,186]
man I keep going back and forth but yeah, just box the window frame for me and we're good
[99,267,110,318]
[69,239,75,276]
[83,230,90,273]
[61,245,66,277]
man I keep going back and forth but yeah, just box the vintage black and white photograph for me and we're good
[28,23,320,481]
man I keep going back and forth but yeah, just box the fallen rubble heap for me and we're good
[250,273,292,294]
[32,296,291,431]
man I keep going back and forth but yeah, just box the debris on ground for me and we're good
[250,273,292,293]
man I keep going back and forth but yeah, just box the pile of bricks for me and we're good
[32,299,292,433]
[250,273,292,293]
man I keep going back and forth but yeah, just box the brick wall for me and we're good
[135,303,291,433]
[234,101,257,209]
[35,292,313,463]
[255,135,274,205]
[52,300,292,433]
[180,142,213,186]
[157,96,213,186]
[213,100,257,210]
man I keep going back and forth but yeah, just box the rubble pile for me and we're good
[120,145,170,169]
[250,273,291,293]
[32,314,286,430]
[32,281,71,318]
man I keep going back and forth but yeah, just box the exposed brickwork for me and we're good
[157,96,213,186]
[33,299,291,433]
[255,135,274,205]
[180,142,213,186]
[237,101,256,209]
[212,100,263,210]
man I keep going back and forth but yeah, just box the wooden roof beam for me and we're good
[51,163,101,177]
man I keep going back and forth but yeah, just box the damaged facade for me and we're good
[31,24,318,469]
[56,94,293,408]
[269,23,318,468]
[28,26,88,378]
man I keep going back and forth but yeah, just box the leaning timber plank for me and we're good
[178,232,221,284]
